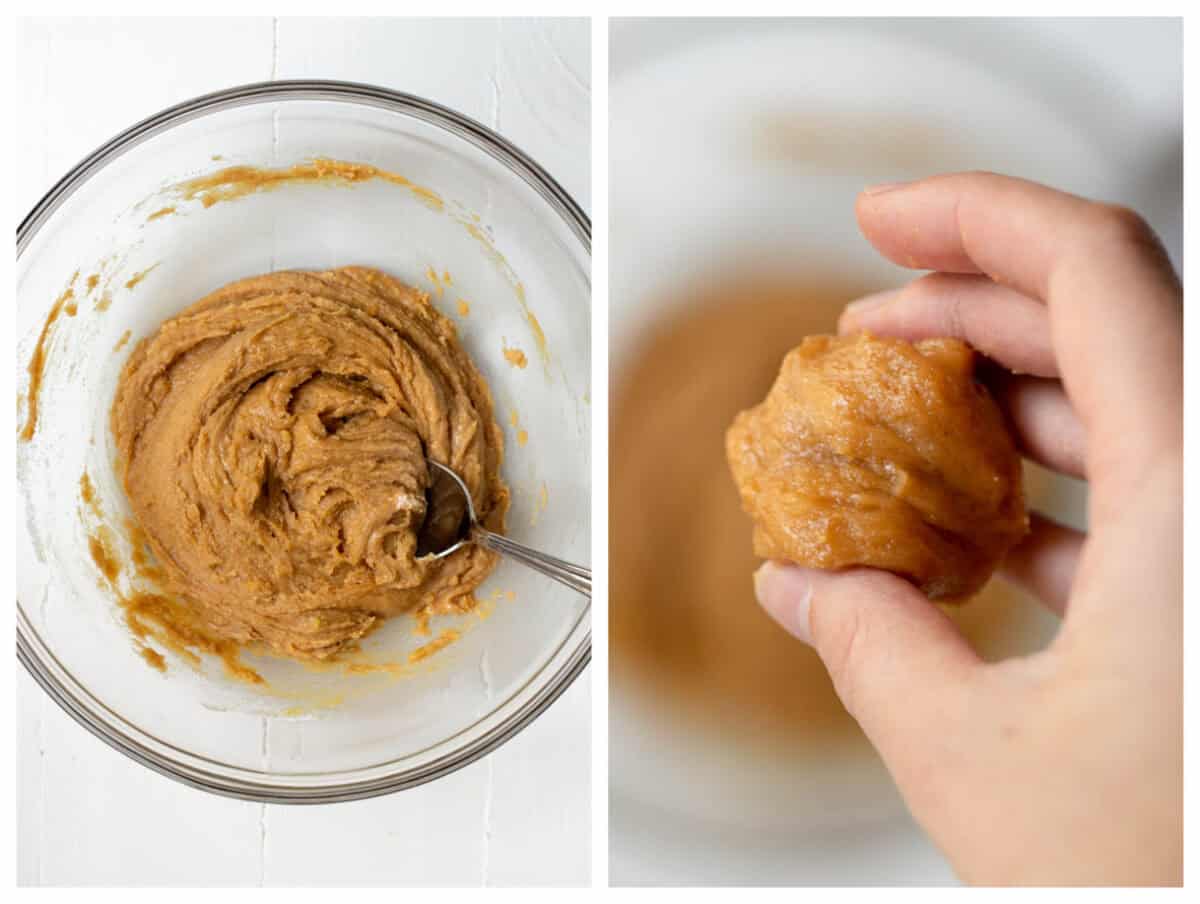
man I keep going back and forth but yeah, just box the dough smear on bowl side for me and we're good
[726,332,1028,601]
[111,266,509,664]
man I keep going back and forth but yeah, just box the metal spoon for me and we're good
[417,459,590,598]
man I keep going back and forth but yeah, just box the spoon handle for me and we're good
[476,529,591,598]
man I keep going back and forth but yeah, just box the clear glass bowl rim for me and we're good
[15,78,592,804]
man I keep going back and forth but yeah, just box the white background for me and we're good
[15,16,591,888]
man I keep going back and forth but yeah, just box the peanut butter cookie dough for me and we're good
[727,333,1027,601]
[112,266,508,661]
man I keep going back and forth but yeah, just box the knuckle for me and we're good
[907,273,970,338]
[1088,202,1160,250]
[941,296,968,341]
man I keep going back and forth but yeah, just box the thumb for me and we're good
[754,561,982,783]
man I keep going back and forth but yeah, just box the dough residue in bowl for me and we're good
[502,342,528,369]
[174,158,445,212]
[19,271,79,442]
[111,266,509,663]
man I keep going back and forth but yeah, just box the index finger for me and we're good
[855,172,1182,466]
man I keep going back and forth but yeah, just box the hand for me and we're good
[754,173,1182,886]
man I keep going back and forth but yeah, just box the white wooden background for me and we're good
[16,16,591,888]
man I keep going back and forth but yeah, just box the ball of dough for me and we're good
[726,333,1028,601]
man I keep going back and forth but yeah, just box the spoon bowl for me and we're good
[421,459,591,597]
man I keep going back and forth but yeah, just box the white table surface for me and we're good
[16,16,591,888]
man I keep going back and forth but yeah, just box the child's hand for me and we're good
[754,173,1182,885]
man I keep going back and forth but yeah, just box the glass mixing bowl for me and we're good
[16,81,590,802]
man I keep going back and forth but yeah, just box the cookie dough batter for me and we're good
[112,267,508,661]
[727,333,1027,600]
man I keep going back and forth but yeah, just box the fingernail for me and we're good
[754,561,814,645]
[862,180,912,196]
[842,288,901,319]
